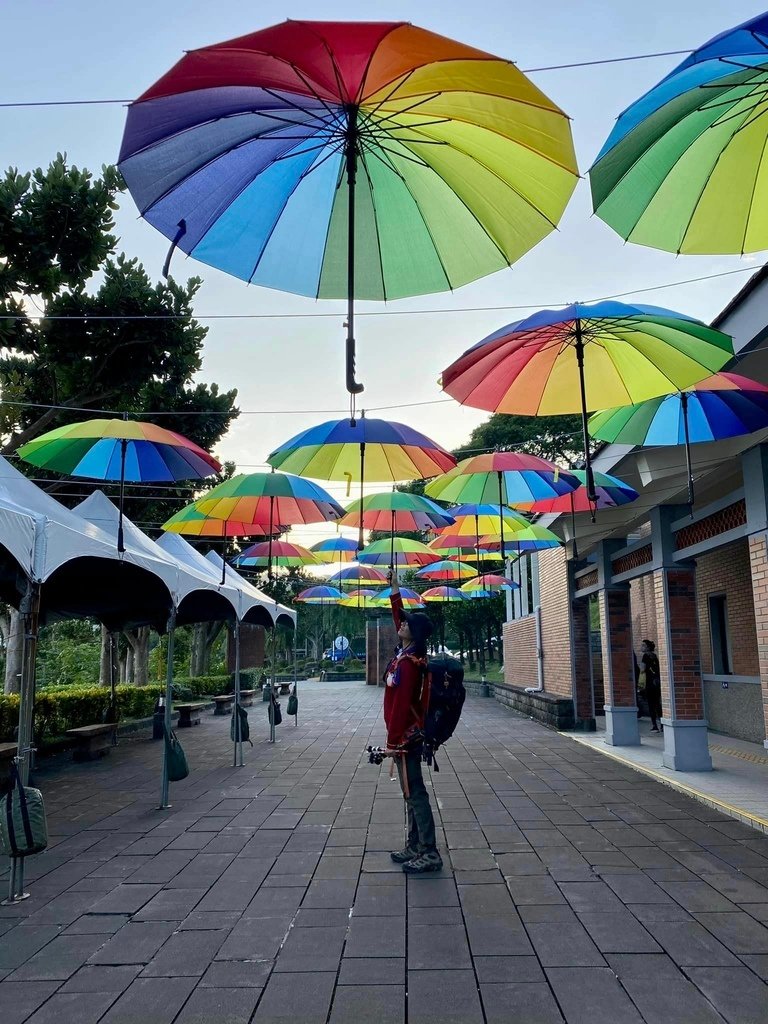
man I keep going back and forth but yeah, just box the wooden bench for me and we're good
[239,690,254,708]
[0,743,17,793]
[212,694,235,716]
[175,702,209,728]
[66,724,114,761]
[279,682,291,696]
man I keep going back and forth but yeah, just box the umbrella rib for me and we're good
[741,127,768,254]
[355,149,389,302]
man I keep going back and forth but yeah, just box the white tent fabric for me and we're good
[156,532,240,618]
[205,551,296,627]
[73,492,240,617]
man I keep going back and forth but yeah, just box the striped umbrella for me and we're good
[461,574,518,593]
[374,587,425,610]
[235,540,322,568]
[327,565,389,588]
[310,537,359,563]
[358,537,440,568]
[295,586,344,604]
[415,560,477,583]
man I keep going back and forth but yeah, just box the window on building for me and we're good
[708,593,731,675]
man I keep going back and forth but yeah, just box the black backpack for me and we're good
[231,703,253,746]
[423,655,465,770]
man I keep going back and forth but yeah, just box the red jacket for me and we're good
[383,593,430,748]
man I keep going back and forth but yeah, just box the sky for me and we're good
[2,0,767,548]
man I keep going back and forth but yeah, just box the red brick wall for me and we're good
[654,567,703,720]
[502,616,538,687]
[227,623,265,671]
[748,533,768,741]
[630,575,657,650]
[695,541,758,676]
[366,617,399,686]
[572,598,594,721]
[539,547,574,698]
[598,588,635,707]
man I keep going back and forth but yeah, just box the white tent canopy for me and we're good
[205,550,296,628]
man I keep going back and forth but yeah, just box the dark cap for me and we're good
[404,611,434,647]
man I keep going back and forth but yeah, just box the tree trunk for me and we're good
[123,627,150,686]
[4,607,24,694]
[99,627,112,687]
[190,621,223,677]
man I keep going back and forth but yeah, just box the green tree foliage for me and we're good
[453,412,586,465]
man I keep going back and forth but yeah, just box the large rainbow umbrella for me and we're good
[441,302,733,502]
[119,19,578,401]
[427,538,500,564]
[328,564,389,588]
[374,587,425,610]
[235,540,322,568]
[19,418,221,552]
[415,560,477,583]
[338,588,381,610]
[590,13,768,255]
[340,491,454,533]
[420,586,467,603]
[590,372,768,507]
[162,507,278,539]
[296,585,344,604]
[310,537,359,564]
[480,523,562,554]
[358,537,439,568]
[461,574,518,593]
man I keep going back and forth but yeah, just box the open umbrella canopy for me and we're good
[590,13,768,255]
[520,469,639,514]
[481,524,562,553]
[119,20,578,301]
[374,587,425,609]
[309,536,360,563]
[338,588,381,610]
[296,585,344,604]
[421,586,467,603]
[461,574,518,593]
[341,491,454,532]
[590,372,768,446]
[162,506,279,538]
[17,418,221,481]
[444,503,529,532]
[193,472,344,525]
[235,540,322,568]
[428,537,500,562]
[426,453,580,505]
[358,537,439,567]
[268,417,456,482]
[415,560,477,582]
[327,564,389,587]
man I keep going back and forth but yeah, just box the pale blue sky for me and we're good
[2,1,766,541]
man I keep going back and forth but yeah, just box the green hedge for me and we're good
[0,673,236,743]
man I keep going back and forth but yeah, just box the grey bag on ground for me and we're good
[163,726,189,782]
[0,762,48,857]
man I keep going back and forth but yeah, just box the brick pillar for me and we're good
[599,586,640,746]
[572,597,595,730]
[654,565,712,770]
[748,533,768,749]
[366,615,398,686]
[227,623,265,672]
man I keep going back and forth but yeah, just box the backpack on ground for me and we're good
[423,655,465,771]
[0,761,48,858]
[231,703,253,746]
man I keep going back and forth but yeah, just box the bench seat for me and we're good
[66,724,114,761]
[175,702,209,728]
[212,694,235,716]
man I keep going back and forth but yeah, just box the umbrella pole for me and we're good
[269,628,277,744]
[681,392,695,515]
[358,439,366,554]
[233,619,243,768]
[571,493,579,561]
[345,108,364,406]
[267,495,275,582]
[390,508,395,572]
[117,438,128,553]
[159,609,176,811]
[497,470,506,569]
[574,321,597,507]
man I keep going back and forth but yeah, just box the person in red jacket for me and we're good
[383,571,442,873]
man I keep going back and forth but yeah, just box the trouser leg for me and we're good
[402,749,436,853]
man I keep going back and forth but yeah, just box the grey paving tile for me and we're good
[89,884,163,915]
[24,991,117,1024]
[252,971,335,1023]
[481,983,564,1024]
[302,879,357,909]
[606,955,729,1023]
[329,984,405,1024]
[132,888,205,922]
[518,905,578,924]
[6,933,108,981]
[686,966,768,1023]
[547,966,645,1024]
[460,884,532,955]
[0,927,62,970]
[406,878,459,907]
[0,981,60,1024]
[88,922,176,966]
[739,955,768,982]
[141,929,228,976]
[338,958,404,985]
[474,956,545,983]
[526,922,605,967]
[559,881,625,913]
[64,914,129,935]
[244,888,304,917]
[577,910,662,953]
[408,969,484,1024]
[700,874,768,905]
[174,986,261,1024]
[59,964,142,992]
[408,924,471,969]
[601,872,674,904]
[505,876,566,905]
[352,884,405,916]
[99,976,196,1024]
[693,911,768,954]
[346,916,405,958]
[274,924,347,973]
[645,920,741,966]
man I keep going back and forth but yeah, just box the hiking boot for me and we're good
[390,846,418,864]
[402,850,443,874]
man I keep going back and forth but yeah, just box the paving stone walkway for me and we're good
[2,681,768,1024]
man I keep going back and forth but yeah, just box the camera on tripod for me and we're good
[366,745,387,765]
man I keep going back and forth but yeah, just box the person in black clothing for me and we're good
[641,639,662,732]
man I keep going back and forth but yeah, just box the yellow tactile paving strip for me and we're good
[709,743,768,766]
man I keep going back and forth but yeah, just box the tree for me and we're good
[0,155,239,692]
[453,413,586,465]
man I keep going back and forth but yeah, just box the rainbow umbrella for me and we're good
[480,523,562,554]
[441,303,733,503]
[374,587,425,610]
[461,574,518,593]
[358,537,439,568]
[431,501,530,565]
[590,372,768,507]
[162,507,278,539]
[427,538,500,564]
[310,537,359,564]
[415,560,476,583]
[295,586,344,604]
[119,19,578,401]
[338,589,380,610]
[328,564,388,588]
[235,540,322,568]
[341,491,454,532]
[269,416,456,550]
[420,586,467,603]
[19,418,221,552]
[519,469,638,515]
[590,13,768,255]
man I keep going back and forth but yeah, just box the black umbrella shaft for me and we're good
[268,495,275,581]
[118,438,127,553]
[345,107,364,400]
[358,440,366,553]
[681,391,694,513]
[497,470,505,562]
[574,323,596,504]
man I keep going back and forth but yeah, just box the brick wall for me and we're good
[654,567,703,720]
[572,598,594,722]
[748,533,768,742]
[695,541,758,677]
[227,623,264,671]
[630,575,657,650]
[502,616,538,687]
[598,588,635,707]
[365,617,399,686]
[539,547,574,698]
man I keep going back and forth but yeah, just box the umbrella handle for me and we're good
[345,109,364,403]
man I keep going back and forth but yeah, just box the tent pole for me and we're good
[345,105,364,406]
[681,392,695,515]
[110,632,118,746]
[3,579,40,905]
[117,438,128,553]
[574,321,597,506]
[269,628,277,744]
[233,619,243,767]
[293,635,298,727]
[159,609,176,810]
